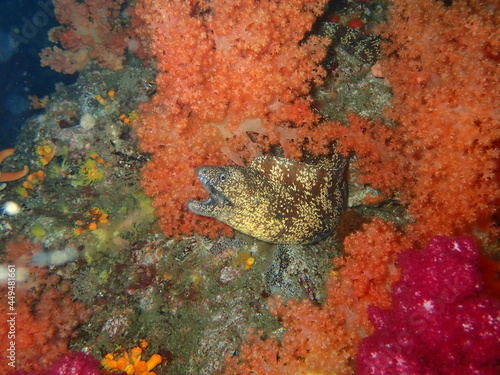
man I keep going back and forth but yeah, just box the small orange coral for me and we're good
[78,158,105,185]
[224,218,410,374]
[37,143,55,166]
[102,346,162,375]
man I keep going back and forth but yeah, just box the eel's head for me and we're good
[187,165,241,219]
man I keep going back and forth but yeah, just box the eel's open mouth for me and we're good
[196,174,232,207]
[187,166,232,216]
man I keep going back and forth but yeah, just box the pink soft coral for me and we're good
[8,352,104,375]
[356,236,500,375]
[9,351,127,375]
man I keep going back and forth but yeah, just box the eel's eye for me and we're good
[220,173,226,183]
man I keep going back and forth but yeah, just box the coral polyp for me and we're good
[78,158,105,185]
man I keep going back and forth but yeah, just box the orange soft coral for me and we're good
[378,0,500,245]
[305,0,499,247]
[223,218,410,374]
[0,148,29,183]
[131,0,329,238]
[305,113,405,195]
[40,0,131,73]
[0,237,92,373]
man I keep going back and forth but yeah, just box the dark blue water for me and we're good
[0,0,77,150]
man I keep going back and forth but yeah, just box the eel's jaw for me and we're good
[187,169,232,217]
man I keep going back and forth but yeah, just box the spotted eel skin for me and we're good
[188,153,347,244]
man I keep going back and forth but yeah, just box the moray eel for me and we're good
[187,153,348,245]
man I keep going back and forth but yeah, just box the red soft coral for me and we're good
[131,0,329,238]
[0,237,92,373]
[40,0,131,73]
[379,0,500,245]
[356,236,500,375]
[306,113,405,195]
[308,0,499,247]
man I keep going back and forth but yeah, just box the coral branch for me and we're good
[40,0,131,73]
[379,0,500,244]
